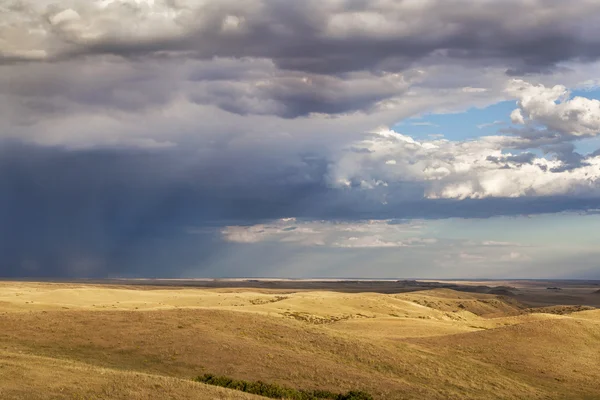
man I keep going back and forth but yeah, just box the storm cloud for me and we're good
[2,0,600,278]
[2,141,599,277]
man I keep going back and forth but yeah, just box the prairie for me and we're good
[0,280,599,399]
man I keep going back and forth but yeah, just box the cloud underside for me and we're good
[5,0,600,71]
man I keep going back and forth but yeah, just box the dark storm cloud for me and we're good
[2,141,600,278]
[188,73,408,118]
[9,0,600,75]
[0,141,334,277]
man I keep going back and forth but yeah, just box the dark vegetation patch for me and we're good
[195,373,373,400]
[282,311,374,324]
[525,305,595,315]
[248,296,289,305]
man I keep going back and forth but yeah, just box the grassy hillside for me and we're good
[0,350,263,400]
[0,282,599,399]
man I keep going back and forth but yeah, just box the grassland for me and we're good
[0,281,599,399]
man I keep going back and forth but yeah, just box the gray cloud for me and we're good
[486,152,537,166]
[188,71,410,117]
[3,1,600,125]
[6,0,600,75]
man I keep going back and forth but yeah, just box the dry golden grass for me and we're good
[0,350,263,399]
[1,281,599,399]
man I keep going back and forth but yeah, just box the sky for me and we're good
[2,0,600,279]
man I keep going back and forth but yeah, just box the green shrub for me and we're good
[338,391,374,400]
[194,373,373,400]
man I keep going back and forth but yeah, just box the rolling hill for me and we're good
[0,281,599,399]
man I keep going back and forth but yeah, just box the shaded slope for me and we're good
[412,316,600,398]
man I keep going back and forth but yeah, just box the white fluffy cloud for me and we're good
[329,110,600,200]
[326,80,600,200]
[508,79,600,138]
